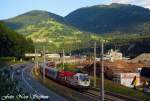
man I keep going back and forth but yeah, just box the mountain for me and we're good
[3,6,150,55]
[5,10,66,35]
[65,3,150,34]
[0,21,34,57]
[4,10,101,52]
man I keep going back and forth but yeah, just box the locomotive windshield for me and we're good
[79,74,89,81]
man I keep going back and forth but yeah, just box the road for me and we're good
[12,62,67,101]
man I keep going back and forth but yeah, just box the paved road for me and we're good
[12,63,67,101]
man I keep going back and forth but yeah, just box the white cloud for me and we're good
[108,0,150,9]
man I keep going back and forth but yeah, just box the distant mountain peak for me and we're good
[66,3,150,34]
[110,3,129,6]
[21,10,62,18]
[21,10,50,16]
[4,10,66,30]
[85,3,145,10]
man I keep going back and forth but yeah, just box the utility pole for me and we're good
[34,48,39,75]
[62,49,65,70]
[36,53,38,69]
[100,41,104,101]
[70,49,72,57]
[36,52,39,75]
[94,42,97,88]
[43,46,46,80]
[34,48,37,72]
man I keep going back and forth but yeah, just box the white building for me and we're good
[113,73,141,88]
[104,49,123,62]
[25,53,41,57]
[46,54,60,58]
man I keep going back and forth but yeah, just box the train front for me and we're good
[76,73,90,89]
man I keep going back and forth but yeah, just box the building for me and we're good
[104,49,123,62]
[25,53,42,57]
[64,56,86,64]
[83,60,143,87]
[46,53,60,58]
[103,60,143,87]
[113,73,140,88]
[102,60,143,80]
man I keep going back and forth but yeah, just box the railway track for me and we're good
[82,91,114,101]
[90,88,140,101]
[81,91,100,101]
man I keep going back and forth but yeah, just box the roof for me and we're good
[102,60,143,73]
[41,63,58,72]
[84,60,143,73]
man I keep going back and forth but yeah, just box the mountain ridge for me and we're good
[3,10,99,52]
[4,10,67,32]
[4,3,150,35]
[3,3,150,53]
[65,3,150,34]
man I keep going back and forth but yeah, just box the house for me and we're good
[104,49,123,62]
[83,60,143,87]
[113,73,140,88]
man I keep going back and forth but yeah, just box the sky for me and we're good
[1,0,150,20]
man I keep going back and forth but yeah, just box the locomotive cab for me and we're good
[74,73,90,88]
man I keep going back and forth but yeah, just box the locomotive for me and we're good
[40,63,90,89]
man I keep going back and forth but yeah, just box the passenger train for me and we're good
[40,63,90,90]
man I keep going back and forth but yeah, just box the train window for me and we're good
[79,75,89,81]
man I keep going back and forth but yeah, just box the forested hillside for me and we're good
[0,21,34,58]
[4,10,101,52]
[66,3,150,34]
[5,10,66,33]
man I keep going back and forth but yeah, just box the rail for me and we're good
[91,87,141,101]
